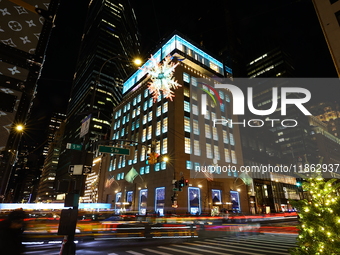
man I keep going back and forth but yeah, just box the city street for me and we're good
[24,233,297,255]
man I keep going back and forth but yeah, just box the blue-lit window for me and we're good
[184,101,190,112]
[132,109,136,118]
[161,161,166,170]
[212,189,222,205]
[123,105,127,113]
[126,114,129,122]
[148,112,152,122]
[121,128,125,137]
[144,89,148,98]
[122,116,126,125]
[121,172,124,179]
[137,94,141,103]
[155,187,165,216]
[149,98,153,108]
[186,161,192,170]
[139,189,148,215]
[218,91,224,100]
[145,165,150,174]
[155,163,160,172]
[220,104,225,112]
[127,102,130,111]
[225,94,230,103]
[183,72,190,83]
[191,77,197,86]
[136,120,140,129]
[230,133,235,145]
[188,187,201,215]
[133,97,137,106]
[140,167,145,175]
[156,106,161,117]
[137,106,140,116]
[143,115,147,125]
[143,101,148,111]
[117,173,121,180]
[131,122,135,131]
[194,162,200,169]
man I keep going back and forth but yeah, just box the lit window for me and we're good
[214,145,220,160]
[194,140,200,156]
[205,124,211,139]
[183,72,190,83]
[140,167,145,175]
[223,130,229,144]
[155,163,160,172]
[147,126,152,140]
[230,133,235,145]
[157,106,161,117]
[148,112,152,122]
[161,161,166,170]
[142,128,146,142]
[140,147,146,161]
[185,137,191,154]
[143,115,147,124]
[137,94,141,103]
[149,98,153,108]
[193,120,199,135]
[231,150,237,164]
[132,109,136,118]
[133,97,137,106]
[144,89,148,98]
[191,77,197,86]
[186,161,192,170]
[184,117,191,132]
[184,101,190,112]
[206,143,213,158]
[192,104,198,115]
[184,87,190,97]
[143,101,148,111]
[224,149,231,162]
[162,138,168,154]
[162,118,168,133]
[163,102,168,113]
[145,166,150,174]
[213,127,218,140]
[156,121,161,136]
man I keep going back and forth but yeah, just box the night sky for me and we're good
[26,0,338,145]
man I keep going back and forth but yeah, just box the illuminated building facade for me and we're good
[56,0,140,181]
[97,34,250,216]
[312,0,340,77]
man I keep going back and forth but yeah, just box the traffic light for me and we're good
[185,179,189,186]
[147,153,155,165]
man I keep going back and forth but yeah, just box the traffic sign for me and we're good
[99,146,130,155]
[66,143,82,151]
[68,165,91,175]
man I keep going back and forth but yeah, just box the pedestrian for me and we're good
[0,209,26,255]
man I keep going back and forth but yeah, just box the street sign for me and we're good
[80,114,91,138]
[66,143,82,151]
[99,146,130,155]
[69,165,89,175]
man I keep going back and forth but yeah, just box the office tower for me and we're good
[56,0,141,181]
[92,33,248,216]
[0,1,57,200]
[36,113,65,202]
[312,0,340,77]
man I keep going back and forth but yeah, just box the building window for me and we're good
[186,161,192,170]
[206,143,213,158]
[225,148,231,162]
[155,187,165,216]
[205,124,211,139]
[230,133,235,145]
[191,77,197,86]
[162,118,168,133]
[184,87,190,97]
[212,127,218,141]
[194,140,200,156]
[192,104,199,115]
[161,161,166,170]
[139,189,148,215]
[185,137,191,154]
[145,165,150,174]
[140,147,146,161]
[183,72,190,83]
[184,101,190,112]
[148,112,152,122]
[162,138,168,154]
[144,89,148,98]
[184,117,191,132]
[231,150,237,164]
[163,102,168,113]
[140,167,145,175]
[143,101,148,111]
[214,145,220,160]
[147,126,152,140]
[137,106,140,116]
[137,94,141,103]
[142,128,146,142]
[193,120,199,135]
[157,106,162,117]
[143,115,147,125]
[188,187,200,215]
[156,121,161,136]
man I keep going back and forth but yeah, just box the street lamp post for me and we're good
[59,55,141,255]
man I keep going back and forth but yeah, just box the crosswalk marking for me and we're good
[193,240,289,255]
[170,244,228,255]
[142,248,172,255]
[126,251,145,255]
[158,246,203,255]
[210,237,294,249]
[108,253,119,255]
[186,242,267,255]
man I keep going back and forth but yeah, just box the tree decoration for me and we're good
[143,54,181,102]
[290,170,340,255]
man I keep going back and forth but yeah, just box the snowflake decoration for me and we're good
[143,54,181,102]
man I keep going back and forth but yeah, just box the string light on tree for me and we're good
[142,54,181,102]
[290,168,340,255]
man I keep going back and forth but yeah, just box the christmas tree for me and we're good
[290,172,340,255]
